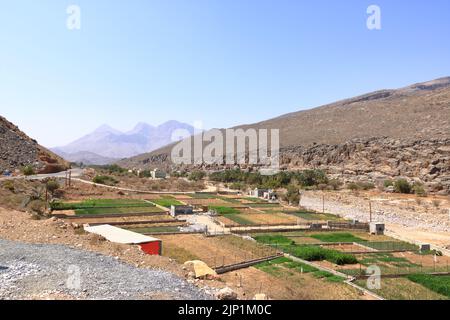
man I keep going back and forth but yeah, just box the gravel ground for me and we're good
[0,239,211,300]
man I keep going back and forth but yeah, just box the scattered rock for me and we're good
[216,287,238,300]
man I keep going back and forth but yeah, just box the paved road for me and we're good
[0,168,84,181]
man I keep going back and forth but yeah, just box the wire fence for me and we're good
[339,260,450,278]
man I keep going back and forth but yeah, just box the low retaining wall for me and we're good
[214,254,283,274]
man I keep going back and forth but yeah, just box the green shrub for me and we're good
[28,200,46,214]
[413,184,427,197]
[347,181,375,191]
[283,185,300,205]
[2,180,15,192]
[328,179,343,191]
[347,182,359,191]
[188,170,206,181]
[139,170,152,178]
[287,246,358,265]
[89,164,127,174]
[394,179,412,194]
[92,175,118,186]
[46,180,60,195]
[22,165,35,176]
[383,180,394,188]
[297,170,329,187]
[230,182,245,191]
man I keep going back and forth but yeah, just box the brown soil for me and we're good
[240,213,299,225]
[219,267,367,300]
[393,251,450,268]
[158,234,277,268]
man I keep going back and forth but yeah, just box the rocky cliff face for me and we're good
[280,137,450,194]
[117,77,450,194]
[0,116,69,173]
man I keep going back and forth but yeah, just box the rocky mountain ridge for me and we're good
[0,116,69,173]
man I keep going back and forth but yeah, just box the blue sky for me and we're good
[1,0,450,147]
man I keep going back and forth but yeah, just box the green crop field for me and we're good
[51,199,152,210]
[210,206,240,214]
[151,198,183,208]
[310,232,366,243]
[74,206,165,215]
[255,257,344,282]
[253,234,358,265]
[407,274,450,298]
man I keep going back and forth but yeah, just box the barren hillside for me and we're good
[117,77,450,193]
[0,116,69,174]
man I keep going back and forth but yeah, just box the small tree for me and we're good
[384,180,394,188]
[284,185,300,206]
[394,179,412,194]
[22,165,35,176]
[46,180,60,196]
[413,184,427,197]
[188,170,206,181]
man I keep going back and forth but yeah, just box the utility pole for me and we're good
[45,187,48,211]
[369,201,372,222]
[69,171,72,187]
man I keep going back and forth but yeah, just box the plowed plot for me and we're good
[217,213,299,226]
[159,234,277,267]
[320,243,374,253]
[171,195,194,200]
[237,213,299,225]
[393,252,450,268]
[216,216,241,227]
[237,208,264,214]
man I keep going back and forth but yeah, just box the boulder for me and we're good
[184,260,217,279]
[253,293,268,300]
[216,287,238,300]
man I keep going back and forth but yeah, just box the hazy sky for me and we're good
[1,0,450,147]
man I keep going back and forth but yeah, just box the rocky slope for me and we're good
[117,77,450,193]
[0,116,69,174]
[280,137,450,195]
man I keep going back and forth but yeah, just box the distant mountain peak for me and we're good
[94,124,122,134]
[52,120,195,162]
